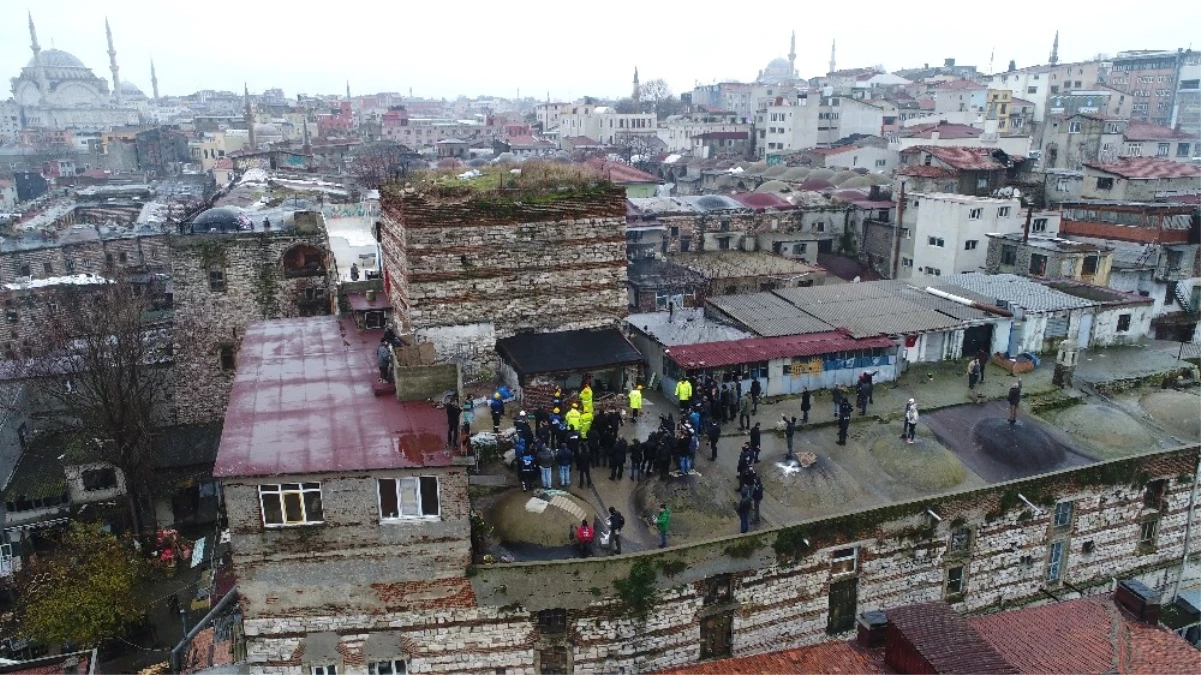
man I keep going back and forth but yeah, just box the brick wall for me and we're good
[235,445,1200,674]
[1060,219,1191,244]
[170,230,332,424]
[0,235,171,283]
[379,188,628,349]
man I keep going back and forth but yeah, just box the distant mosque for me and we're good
[9,12,148,130]
[756,31,802,85]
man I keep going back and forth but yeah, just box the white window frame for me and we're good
[1032,218,1048,233]
[311,665,338,675]
[1139,518,1159,546]
[968,208,983,220]
[945,564,965,595]
[997,207,1011,217]
[928,236,945,247]
[1046,541,1065,582]
[1068,120,1081,133]
[964,240,978,251]
[378,476,442,521]
[1053,501,1073,528]
[369,660,407,675]
[831,546,858,575]
[259,483,324,527]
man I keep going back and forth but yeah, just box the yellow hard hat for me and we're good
[493,393,500,399]
[637,385,643,390]
[572,402,579,408]
[553,407,560,414]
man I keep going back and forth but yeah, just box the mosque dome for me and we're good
[26,48,88,70]
[119,81,145,96]
[757,57,797,84]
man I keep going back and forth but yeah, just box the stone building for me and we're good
[170,209,333,424]
[1080,158,1201,201]
[378,178,628,361]
[986,233,1114,285]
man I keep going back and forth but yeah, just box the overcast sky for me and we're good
[3,0,1199,102]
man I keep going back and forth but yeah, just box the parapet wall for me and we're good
[240,445,1201,675]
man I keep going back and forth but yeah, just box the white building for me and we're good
[658,112,750,153]
[756,92,888,157]
[556,105,656,146]
[899,193,1027,280]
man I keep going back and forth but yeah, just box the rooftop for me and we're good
[988,232,1112,253]
[666,330,895,370]
[669,251,820,278]
[1123,121,1192,142]
[1084,157,1201,180]
[1041,279,1155,307]
[904,145,1018,171]
[943,273,1098,312]
[212,316,453,479]
[707,292,834,337]
[496,328,643,377]
[897,122,982,140]
[625,308,752,347]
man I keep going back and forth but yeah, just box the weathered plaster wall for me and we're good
[236,445,1200,675]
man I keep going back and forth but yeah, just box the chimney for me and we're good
[930,131,940,141]
[857,610,889,648]
[1115,579,1161,623]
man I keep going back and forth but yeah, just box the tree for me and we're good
[349,140,418,189]
[12,275,172,533]
[637,78,685,119]
[15,523,148,647]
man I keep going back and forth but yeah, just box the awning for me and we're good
[496,328,643,377]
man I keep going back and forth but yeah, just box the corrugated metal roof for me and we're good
[876,280,996,321]
[626,309,752,346]
[667,331,895,370]
[214,316,453,478]
[707,293,834,337]
[943,273,1098,312]
[496,328,643,375]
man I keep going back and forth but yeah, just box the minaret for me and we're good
[1049,31,1060,66]
[150,59,159,101]
[302,117,311,155]
[346,80,351,100]
[28,12,49,97]
[829,39,837,76]
[632,67,640,101]
[789,30,797,77]
[106,18,121,104]
[244,83,256,149]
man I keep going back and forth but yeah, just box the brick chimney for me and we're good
[1115,579,1161,623]
[857,610,888,648]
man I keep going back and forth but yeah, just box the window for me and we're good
[65,258,75,273]
[105,253,114,267]
[1053,501,1073,528]
[875,159,886,167]
[311,667,337,675]
[718,237,730,250]
[928,236,945,247]
[1124,143,1141,156]
[814,222,825,232]
[1027,86,1037,94]
[1029,254,1048,276]
[1105,122,1122,134]
[1157,143,1170,157]
[969,208,983,219]
[1081,255,1099,276]
[1001,245,1017,266]
[1144,479,1167,510]
[1046,541,1066,582]
[945,565,965,596]
[827,578,858,634]
[1178,143,1191,157]
[537,608,567,634]
[369,663,405,675]
[669,226,679,237]
[964,240,978,251]
[901,257,913,267]
[1095,177,1114,190]
[538,647,569,675]
[4,310,16,324]
[118,252,128,264]
[42,262,52,275]
[18,263,31,278]
[948,527,971,554]
[679,237,691,252]
[260,483,325,527]
[208,264,226,292]
[82,467,118,491]
[1068,120,1081,133]
[831,547,857,575]
[997,207,1010,217]
[1032,218,1048,233]
[219,345,235,371]
[1139,518,1159,547]
[1116,314,1132,332]
[378,476,441,520]
[700,611,734,659]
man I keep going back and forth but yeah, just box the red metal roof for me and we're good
[904,145,1009,171]
[887,602,1019,674]
[1085,157,1201,180]
[346,291,391,313]
[213,316,452,478]
[666,331,894,370]
[1123,121,1192,141]
[901,122,981,139]
[729,192,797,211]
[656,640,887,674]
[897,165,959,178]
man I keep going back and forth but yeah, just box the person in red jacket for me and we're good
[575,519,595,558]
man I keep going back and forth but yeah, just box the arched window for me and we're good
[282,244,325,278]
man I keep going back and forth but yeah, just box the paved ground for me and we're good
[466,346,1195,560]
[1075,342,1196,384]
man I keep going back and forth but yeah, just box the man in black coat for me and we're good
[609,437,628,480]
[837,397,853,445]
[707,420,721,461]
[445,397,461,448]
[749,422,762,463]
[576,444,594,488]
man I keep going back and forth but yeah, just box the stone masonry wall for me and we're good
[237,445,1200,674]
[379,188,628,347]
[0,235,171,283]
[170,230,332,424]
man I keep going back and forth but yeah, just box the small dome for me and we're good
[119,81,144,96]
[763,165,788,178]
[839,176,874,189]
[755,179,791,193]
[799,178,835,191]
[191,207,246,233]
[744,161,769,176]
[831,170,860,185]
[807,168,835,181]
[780,167,810,182]
[26,48,88,70]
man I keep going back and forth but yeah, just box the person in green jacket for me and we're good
[656,503,671,548]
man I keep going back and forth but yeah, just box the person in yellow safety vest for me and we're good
[675,378,693,412]
[565,403,582,431]
[579,382,594,414]
[579,409,594,439]
[628,385,643,419]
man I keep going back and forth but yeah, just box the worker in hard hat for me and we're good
[552,387,563,410]
[579,407,594,442]
[579,378,594,415]
[628,385,643,420]
[675,377,693,412]
[565,402,581,431]
[489,392,505,433]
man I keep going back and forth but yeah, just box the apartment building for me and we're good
[896,193,1027,279]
